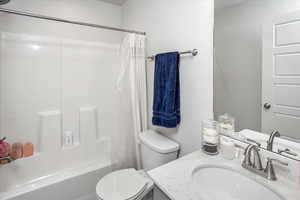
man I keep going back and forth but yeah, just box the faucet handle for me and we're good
[246,138,261,147]
[264,158,288,181]
[278,148,298,157]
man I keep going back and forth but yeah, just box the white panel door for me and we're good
[262,11,300,140]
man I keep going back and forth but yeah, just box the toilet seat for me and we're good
[96,168,149,200]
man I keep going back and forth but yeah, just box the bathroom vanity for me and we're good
[148,139,300,200]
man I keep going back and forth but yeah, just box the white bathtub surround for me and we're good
[0,0,124,195]
[0,32,118,194]
[113,33,148,170]
[148,150,300,200]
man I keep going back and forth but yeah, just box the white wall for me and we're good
[1,0,122,30]
[214,0,300,132]
[0,0,123,192]
[0,0,122,42]
[122,0,214,156]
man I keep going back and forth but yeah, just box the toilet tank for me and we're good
[139,130,180,171]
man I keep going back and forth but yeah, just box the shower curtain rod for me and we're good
[0,8,146,35]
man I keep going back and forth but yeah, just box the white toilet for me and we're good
[96,130,180,200]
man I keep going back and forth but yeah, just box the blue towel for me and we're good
[152,52,180,128]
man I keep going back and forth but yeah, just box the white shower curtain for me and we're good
[112,33,147,170]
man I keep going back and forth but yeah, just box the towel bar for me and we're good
[147,49,198,61]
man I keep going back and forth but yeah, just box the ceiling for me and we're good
[99,0,246,8]
[97,0,127,5]
[215,0,247,10]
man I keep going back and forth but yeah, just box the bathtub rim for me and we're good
[0,158,111,200]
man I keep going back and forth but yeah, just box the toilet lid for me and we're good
[96,168,148,200]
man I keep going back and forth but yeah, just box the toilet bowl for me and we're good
[96,130,180,200]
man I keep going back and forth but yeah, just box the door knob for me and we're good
[264,103,271,109]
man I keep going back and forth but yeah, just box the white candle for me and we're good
[203,128,218,144]
[203,128,218,136]
[219,123,234,135]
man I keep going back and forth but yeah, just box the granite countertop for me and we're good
[147,150,300,200]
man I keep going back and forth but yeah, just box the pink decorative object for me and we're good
[0,137,10,158]
[10,142,23,160]
[23,142,34,157]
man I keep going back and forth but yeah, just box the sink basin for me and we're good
[192,165,285,200]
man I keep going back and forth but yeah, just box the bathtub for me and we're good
[0,106,112,200]
[0,159,112,200]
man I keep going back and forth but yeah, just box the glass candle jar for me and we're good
[201,120,219,155]
[218,113,235,137]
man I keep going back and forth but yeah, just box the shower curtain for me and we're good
[112,33,147,170]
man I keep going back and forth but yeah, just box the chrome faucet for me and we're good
[267,130,280,151]
[242,143,288,181]
[242,144,263,171]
